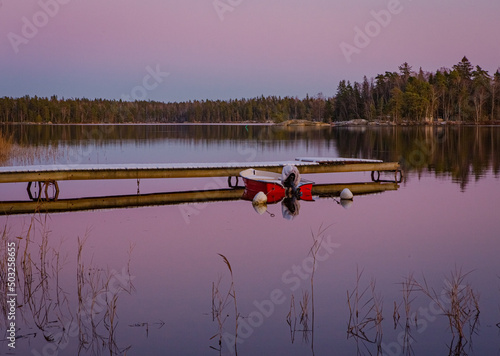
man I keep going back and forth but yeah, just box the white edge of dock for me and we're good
[0,157,391,175]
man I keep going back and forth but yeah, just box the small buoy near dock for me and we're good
[340,188,353,200]
[252,191,268,215]
[252,191,267,205]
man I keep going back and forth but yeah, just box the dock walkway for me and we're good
[0,157,400,183]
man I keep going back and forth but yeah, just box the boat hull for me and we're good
[239,169,314,201]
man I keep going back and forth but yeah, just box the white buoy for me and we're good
[340,188,353,200]
[252,191,267,205]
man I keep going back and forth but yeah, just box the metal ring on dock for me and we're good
[228,176,239,188]
[26,181,60,201]
[44,181,60,201]
[371,171,380,182]
[395,170,403,183]
[27,181,42,201]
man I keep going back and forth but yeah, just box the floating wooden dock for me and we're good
[0,157,401,183]
[0,182,399,216]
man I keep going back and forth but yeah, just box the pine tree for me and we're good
[471,65,490,123]
[492,70,500,121]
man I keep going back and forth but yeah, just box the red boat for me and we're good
[239,168,314,201]
[241,188,292,204]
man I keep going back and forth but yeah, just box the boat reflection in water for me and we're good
[281,197,300,220]
[242,189,305,220]
[241,180,386,219]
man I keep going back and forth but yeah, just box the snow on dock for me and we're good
[0,160,313,174]
[0,157,400,183]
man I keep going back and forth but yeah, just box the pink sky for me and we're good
[1,0,499,102]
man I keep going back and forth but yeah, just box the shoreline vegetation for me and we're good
[2,118,500,125]
[0,131,12,163]
[1,119,499,127]
[1,57,499,126]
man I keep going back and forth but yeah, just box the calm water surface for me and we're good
[0,124,499,356]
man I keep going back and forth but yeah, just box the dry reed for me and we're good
[393,301,400,329]
[286,294,297,343]
[1,215,134,355]
[346,267,384,347]
[76,233,135,355]
[0,225,10,326]
[287,290,313,344]
[210,254,239,355]
[0,130,13,163]
[396,273,418,355]
[497,277,500,330]
[0,129,64,166]
[210,276,230,352]
[411,267,480,344]
[299,290,310,330]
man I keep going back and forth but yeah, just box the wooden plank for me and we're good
[295,157,383,164]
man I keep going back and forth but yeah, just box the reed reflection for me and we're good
[286,225,332,356]
[347,269,481,356]
[210,254,239,355]
[346,267,384,355]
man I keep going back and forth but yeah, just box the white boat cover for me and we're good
[281,165,300,187]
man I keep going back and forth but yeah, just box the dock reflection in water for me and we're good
[0,181,399,217]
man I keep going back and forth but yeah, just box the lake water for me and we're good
[0,124,499,356]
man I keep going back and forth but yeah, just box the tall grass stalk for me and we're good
[398,273,417,354]
[346,267,384,346]
[219,253,239,354]
[286,294,297,343]
[210,254,239,355]
[0,225,10,325]
[2,214,134,354]
[76,230,134,355]
[306,224,330,351]
[299,290,310,332]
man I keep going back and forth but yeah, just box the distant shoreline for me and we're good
[2,120,500,127]
[330,119,500,127]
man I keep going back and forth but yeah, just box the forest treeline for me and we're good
[1,57,499,124]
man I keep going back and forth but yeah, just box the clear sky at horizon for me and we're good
[1,0,499,102]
